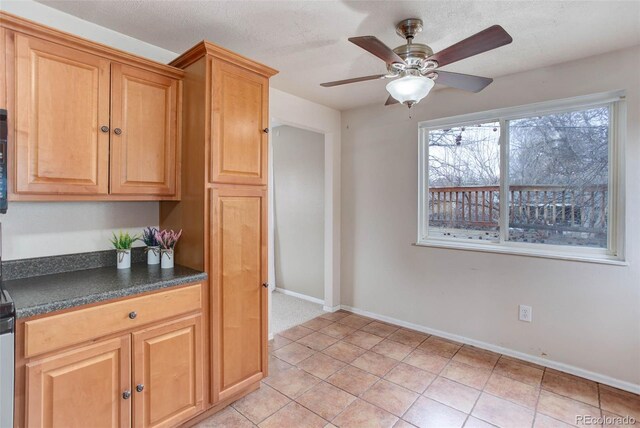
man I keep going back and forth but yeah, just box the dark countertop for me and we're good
[2,263,207,319]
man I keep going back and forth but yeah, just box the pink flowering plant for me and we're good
[155,229,182,250]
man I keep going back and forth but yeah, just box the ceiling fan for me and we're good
[321,19,513,108]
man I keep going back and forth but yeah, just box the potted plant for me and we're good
[142,227,161,265]
[155,229,182,269]
[110,231,140,269]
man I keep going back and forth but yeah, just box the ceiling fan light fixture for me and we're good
[385,75,434,106]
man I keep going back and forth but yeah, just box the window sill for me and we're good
[413,239,627,266]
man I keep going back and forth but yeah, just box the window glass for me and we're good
[507,107,609,248]
[427,121,500,241]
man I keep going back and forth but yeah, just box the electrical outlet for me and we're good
[519,305,532,322]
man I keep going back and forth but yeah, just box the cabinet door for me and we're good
[25,336,131,428]
[210,186,268,402]
[210,59,268,185]
[110,63,179,196]
[14,34,110,194]
[132,315,203,428]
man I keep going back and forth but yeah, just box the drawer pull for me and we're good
[100,125,109,133]
[122,390,131,400]
[129,311,137,319]
[136,384,144,393]
[114,128,122,135]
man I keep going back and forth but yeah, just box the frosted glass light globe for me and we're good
[386,75,435,105]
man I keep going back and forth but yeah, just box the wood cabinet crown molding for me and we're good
[0,11,184,79]
[170,40,278,77]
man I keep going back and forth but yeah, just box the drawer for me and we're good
[24,283,202,358]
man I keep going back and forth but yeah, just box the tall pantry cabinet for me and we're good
[160,42,277,408]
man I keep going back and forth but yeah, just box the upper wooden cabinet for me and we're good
[14,34,111,195]
[210,59,268,185]
[1,13,183,200]
[110,64,180,196]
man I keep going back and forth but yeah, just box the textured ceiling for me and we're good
[36,0,640,110]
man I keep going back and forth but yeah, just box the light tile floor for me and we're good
[196,310,640,427]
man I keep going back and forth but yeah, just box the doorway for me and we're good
[270,125,326,334]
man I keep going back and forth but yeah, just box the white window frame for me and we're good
[417,91,626,265]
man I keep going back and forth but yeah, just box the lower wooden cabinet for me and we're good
[132,315,203,428]
[26,336,131,428]
[19,285,204,428]
[24,315,203,428]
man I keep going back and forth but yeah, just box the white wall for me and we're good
[2,202,158,260]
[273,125,325,300]
[0,0,179,260]
[269,88,341,309]
[341,45,640,391]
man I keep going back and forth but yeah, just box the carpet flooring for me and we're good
[271,291,326,336]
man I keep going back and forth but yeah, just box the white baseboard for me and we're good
[323,305,341,313]
[274,287,324,305]
[341,304,640,395]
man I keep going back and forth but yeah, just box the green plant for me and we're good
[110,231,140,250]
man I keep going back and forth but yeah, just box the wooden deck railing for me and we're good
[428,184,608,231]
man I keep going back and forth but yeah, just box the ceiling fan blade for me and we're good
[428,25,512,68]
[385,95,399,106]
[349,36,406,65]
[320,74,387,87]
[433,71,493,93]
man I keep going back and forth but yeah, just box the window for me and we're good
[427,121,501,242]
[418,92,625,264]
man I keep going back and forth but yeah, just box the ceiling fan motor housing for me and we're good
[390,43,438,76]
[391,19,438,76]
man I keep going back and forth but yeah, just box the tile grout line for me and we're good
[529,366,545,428]
[232,383,291,425]
[597,381,604,419]
[289,380,343,425]
[540,369,604,409]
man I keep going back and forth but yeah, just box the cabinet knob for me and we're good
[136,384,144,393]
[262,283,269,288]
[129,311,137,319]
[122,390,131,400]
[100,126,109,133]
[263,128,269,134]
[114,128,122,135]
